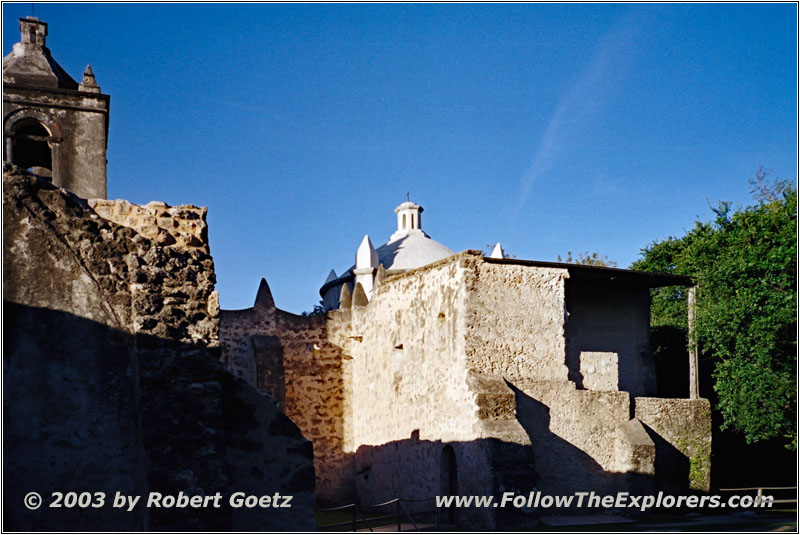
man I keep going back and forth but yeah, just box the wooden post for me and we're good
[688,286,699,399]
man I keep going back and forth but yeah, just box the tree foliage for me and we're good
[557,251,618,267]
[632,170,797,449]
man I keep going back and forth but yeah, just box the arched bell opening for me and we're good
[7,119,53,179]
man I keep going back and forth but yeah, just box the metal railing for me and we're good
[718,486,798,505]
[316,496,442,532]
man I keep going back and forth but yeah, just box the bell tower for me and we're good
[3,17,110,199]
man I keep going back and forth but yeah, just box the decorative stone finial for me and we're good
[79,64,100,93]
[355,235,379,270]
[489,242,505,259]
[352,283,369,307]
[338,284,352,310]
[254,278,275,309]
[374,264,387,288]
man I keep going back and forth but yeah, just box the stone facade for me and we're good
[3,17,109,199]
[221,249,712,529]
[3,169,315,531]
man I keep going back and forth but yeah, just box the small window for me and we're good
[402,214,407,229]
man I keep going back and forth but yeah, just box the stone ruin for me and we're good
[3,18,314,531]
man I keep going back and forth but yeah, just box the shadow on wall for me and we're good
[564,280,656,398]
[3,301,315,532]
[352,433,537,530]
[348,388,698,532]
[508,384,675,498]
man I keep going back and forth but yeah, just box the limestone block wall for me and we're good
[635,397,712,492]
[344,254,537,529]
[3,170,315,531]
[466,260,570,382]
[219,249,711,526]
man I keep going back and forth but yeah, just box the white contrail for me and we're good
[511,9,648,221]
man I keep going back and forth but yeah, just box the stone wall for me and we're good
[635,397,712,492]
[4,172,147,531]
[512,379,636,498]
[220,249,712,528]
[3,169,314,531]
[89,198,209,252]
[466,261,570,382]
[345,253,535,528]
[348,254,481,446]
[220,283,351,504]
[565,280,656,397]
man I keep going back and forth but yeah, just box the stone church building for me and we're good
[4,16,711,531]
[220,200,712,528]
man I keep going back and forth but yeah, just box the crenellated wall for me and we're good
[220,285,353,504]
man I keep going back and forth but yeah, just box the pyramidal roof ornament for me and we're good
[254,278,275,309]
[355,235,379,270]
[3,17,79,89]
[489,242,505,259]
[79,64,100,93]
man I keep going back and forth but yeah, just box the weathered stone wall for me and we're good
[89,198,209,252]
[220,286,351,504]
[466,260,570,382]
[345,253,535,528]
[565,280,656,397]
[3,169,314,531]
[635,397,712,492]
[348,255,480,446]
[4,171,147,531]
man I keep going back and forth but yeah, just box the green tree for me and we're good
[632,170,797,449]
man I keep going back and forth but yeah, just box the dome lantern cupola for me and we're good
[395,201,422,232]
[390,201,425,243]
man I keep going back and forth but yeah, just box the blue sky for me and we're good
[4,3,796,313]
